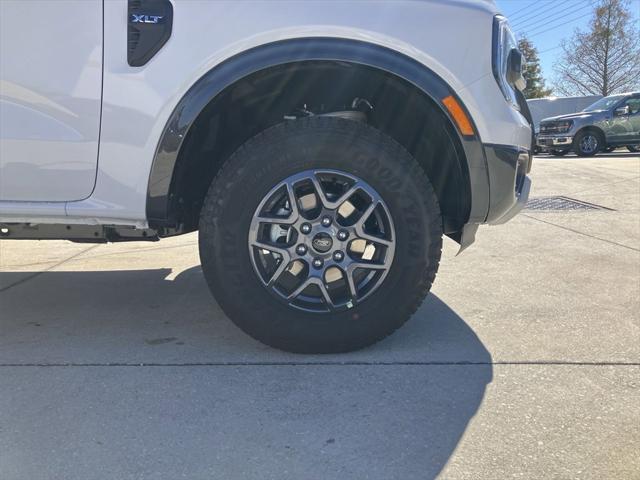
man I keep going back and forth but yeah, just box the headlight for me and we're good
[492,15,525,111]
[555,120,573,133]
[540,120,573,134]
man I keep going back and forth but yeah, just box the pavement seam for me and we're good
[0,244,100,293]
[0,361,638,367]
[522,213,640,252]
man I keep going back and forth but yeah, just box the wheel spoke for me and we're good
[316,281,336,311]
[327,183,362,210]
[285,182,300,221]
[346,261,388,273]
[353,201,392,246]
[355,201,377,227]
[311,173,363,210]
[344,267,359,303]
[309,176,332,210]
[355,231,392,247]
[250,241,291,286]
[251,241,289,257]
[334,183,361,207]
[267,258,291,287]
[341,261,388,306]
[286,276,314,300]
[285,276,336,311]
[255,181,300,225]
[256,214,297,225]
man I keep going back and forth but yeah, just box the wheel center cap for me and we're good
[311,232,333,253]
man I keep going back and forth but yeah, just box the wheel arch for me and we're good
[575,125,607,143]
[146,37,487,237]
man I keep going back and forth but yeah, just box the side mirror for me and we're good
[614,105,630,116]
[507,49,527,91]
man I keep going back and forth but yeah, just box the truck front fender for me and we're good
[146,37,488,225]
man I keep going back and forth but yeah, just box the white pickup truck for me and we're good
[0,0,532,352]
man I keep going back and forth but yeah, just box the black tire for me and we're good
[549,149,568,156]
[198,117,443,353]
[573,130,603,157]
[628,145,640,153]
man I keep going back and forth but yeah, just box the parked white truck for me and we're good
[0,0,533,352]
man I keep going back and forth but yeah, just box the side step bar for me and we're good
[0,223,163,243]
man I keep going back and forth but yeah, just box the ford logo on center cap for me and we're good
[312,234,333,253]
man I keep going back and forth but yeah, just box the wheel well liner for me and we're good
[147,37,487,232]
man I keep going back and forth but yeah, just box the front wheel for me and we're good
[574,130,603,157]
[198,117,443,353]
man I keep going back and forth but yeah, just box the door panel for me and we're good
[625,98,640,143]
[0,0,102,202]
[607,97,640,144]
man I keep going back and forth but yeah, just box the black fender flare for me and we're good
[146,37,488,224]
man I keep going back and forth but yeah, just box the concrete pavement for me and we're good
[1,154,639,479]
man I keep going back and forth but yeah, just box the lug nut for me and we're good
[300,223,312,234]
[296,244,307,255]
[321,216,332,227]
[333,251,344,262]
[337,229,349,241]
[312,258,324,269]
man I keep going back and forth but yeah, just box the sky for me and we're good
[495,0,640,89]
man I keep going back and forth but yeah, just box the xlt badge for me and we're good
[131,14,164,24]
[127,0,173,66]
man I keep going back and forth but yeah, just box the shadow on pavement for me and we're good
[0,266,492,479]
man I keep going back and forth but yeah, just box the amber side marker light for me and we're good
[442,95,475,136]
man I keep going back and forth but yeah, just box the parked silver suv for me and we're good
[537,92,640,156]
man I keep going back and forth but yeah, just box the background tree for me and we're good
[554,0,640,96]
[518,37,553,98]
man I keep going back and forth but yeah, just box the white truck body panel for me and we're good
[0,0,103,202]
[0,0,530,225]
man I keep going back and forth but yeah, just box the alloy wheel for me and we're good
[579,134,599,154]
[248,170,395,312]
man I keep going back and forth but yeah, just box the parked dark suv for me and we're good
[537,92,640,156]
